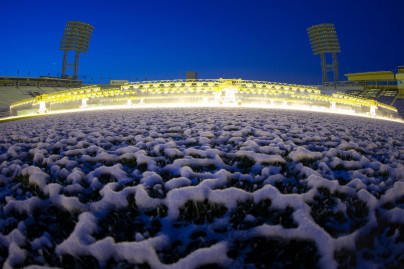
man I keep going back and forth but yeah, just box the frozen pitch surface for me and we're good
[0,108,404,268]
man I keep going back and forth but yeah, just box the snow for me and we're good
[0,108,404,268]
[55,212,97,255]
[380,181,404,204]
[288,146,322,162]
[31,232,53,251]
[165,176,192,190]
[5,242,27,268]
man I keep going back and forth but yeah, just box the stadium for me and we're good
[6,78,400,120]
[1,22,403,121]
[0,17,404,269]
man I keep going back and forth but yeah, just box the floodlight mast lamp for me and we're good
[60,21,93,80]
[307,23,341,85]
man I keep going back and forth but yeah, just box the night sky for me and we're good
[1,0,403,84]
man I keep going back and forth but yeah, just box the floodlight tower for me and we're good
[307,23,341,84]
[60,21,93,80]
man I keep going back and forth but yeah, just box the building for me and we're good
[186,71,197,80]
[110,80,129,86]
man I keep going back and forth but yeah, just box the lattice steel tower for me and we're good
[60,21,94,80]
[307,23,341,85]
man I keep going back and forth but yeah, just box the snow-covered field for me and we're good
[0,108,404,268]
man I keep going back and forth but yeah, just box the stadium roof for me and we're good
[345,71,396,82]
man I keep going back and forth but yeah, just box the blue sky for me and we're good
[1,0,403,84]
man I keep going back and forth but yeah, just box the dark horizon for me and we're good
[1,0,403,84]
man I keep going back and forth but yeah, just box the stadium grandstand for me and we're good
[0,76,81,117]
[342,66,404,117]
[1,73,403,119]
[8,78,399,120]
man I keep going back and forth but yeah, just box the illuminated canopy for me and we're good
[9,79,398,119]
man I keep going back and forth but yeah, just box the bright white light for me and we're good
[80,99,88,108]
[2,102,403,124]
[224,88,236,103]
[214,91,222,102]
[370,106,377,117]
[38,101,46,114]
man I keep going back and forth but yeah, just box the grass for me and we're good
[229,199,297,230]
[308,187,369,238]
[179,199,227,225]
[228,237,320,268]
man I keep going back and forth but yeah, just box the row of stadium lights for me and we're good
[10,85,397,114]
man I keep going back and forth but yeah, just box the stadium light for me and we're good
[60,21,94,80]
[307,23,341,85]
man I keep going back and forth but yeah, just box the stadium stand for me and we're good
[18,86,45,97]
[358,88,381,99]
[0,108,9,118]
[0,76,81,117]
[377,96,395,106]
[0,87,25,117]
[345,90,362,95]
[379,89,397,97]
[0,85,71,117]
[0,86,37,116]
[0,87,28,107]
[393,98,404,117]
[375,90,397,105]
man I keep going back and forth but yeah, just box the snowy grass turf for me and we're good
[0,108,404,268]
